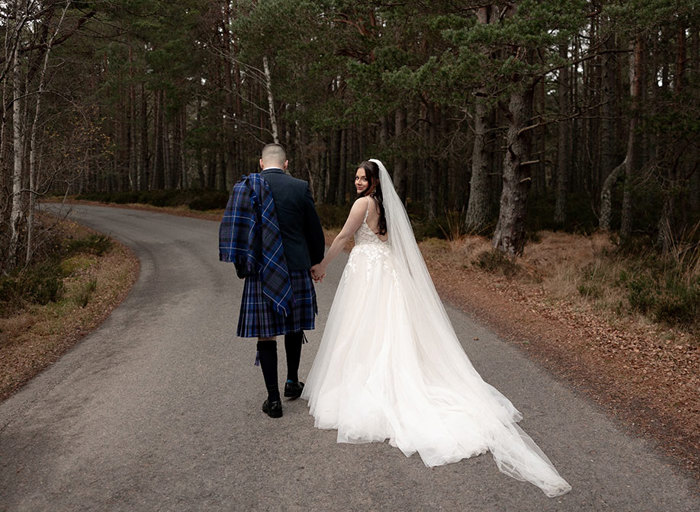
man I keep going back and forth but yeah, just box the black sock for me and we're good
[285,331,303,383]
[257,339,280,402]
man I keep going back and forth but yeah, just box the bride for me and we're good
[303,159,571,497]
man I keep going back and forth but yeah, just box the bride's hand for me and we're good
[311,263,325,282]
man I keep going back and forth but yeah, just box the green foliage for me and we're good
[412,217,446,242]
[0,263,65,314]
[626,275,657,314]
[578,244,700,330]
[0,233,115,316]
[624,270,699,326]
[59,255,91,276]
[33,0,698,267]
[188,191,230,211]
[431,0,588,105]
[654,277,699,326]
[75,279,98,308]
[67,235,112,256]
[527,192,599,234]
[577,282,602,299]
[411,211,470,242]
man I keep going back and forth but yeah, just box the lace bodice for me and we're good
[354,200,388,247]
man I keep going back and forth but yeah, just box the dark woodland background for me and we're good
[1,0,698,270]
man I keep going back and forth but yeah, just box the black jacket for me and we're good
[260,168,325,271]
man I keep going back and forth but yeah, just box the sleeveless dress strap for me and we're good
[363,197,370,222]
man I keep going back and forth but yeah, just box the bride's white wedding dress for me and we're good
[301,160,571,497]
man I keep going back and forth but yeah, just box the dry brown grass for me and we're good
[0,220,139,401]
[521,231,614,303]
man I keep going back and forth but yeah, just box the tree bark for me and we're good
[466,93,493,231]
[27,1,71,264]
[599,30,618,218]
[262,56,279,143]
[657,24,687,252]
[338,128,347,203]
[620,36,643,240]
[153,90,165,189]
[554,43,570,226]
[427,103,439,219]
[600,157,625,231]
[8,38,24,269]
[127,46,136,190]
[139,83,149,190]
[328,128,341,204]
[465,7,496,231]
[393,107,406,201]
[492,82,535,256]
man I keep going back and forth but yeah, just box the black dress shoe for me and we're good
[284,381,304,400]
[262,399,283,418]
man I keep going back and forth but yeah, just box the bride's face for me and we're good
[355,168,369,195]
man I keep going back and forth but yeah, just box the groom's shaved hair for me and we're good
[261,143,287,168]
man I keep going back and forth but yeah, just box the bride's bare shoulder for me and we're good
[351,196,370,211]
[353,196,370,205]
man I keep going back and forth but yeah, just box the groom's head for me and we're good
[260,143,288,171]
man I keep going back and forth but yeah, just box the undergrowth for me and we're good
[76,189,229,211]
[0,233,112,316]
[577,235,699,333]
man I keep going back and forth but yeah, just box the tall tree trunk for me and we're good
[554,43,570,226]
[139,84,149,190]
[262,56,279,143]
[195,96,204,188]
[180,108,187,189]
[163,117,172,189]
[465,7,496,231]
[571,33,581,195]
[207,155,216,189]
[338,128,347,203]
[153,90,165,189]
[657,24,687,252]
[620,36,644,240]
[127,46,136,190]
[600,158,625,231]
[599,30,618,219]
[27,2,70,264]
[466,93,493,231]
[588,14,602,194]
[427,103,439,219]
[170,114,180,189]
[380,114,389,146]
[492,82,535,256]
[328,128,341,204]
[8,42,24,269]
[393,107,406,201]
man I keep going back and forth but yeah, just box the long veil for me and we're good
[370,159,571,497]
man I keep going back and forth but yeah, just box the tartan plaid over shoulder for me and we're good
[219,174,294,317]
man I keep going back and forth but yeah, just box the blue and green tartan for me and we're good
[219,174,294,317]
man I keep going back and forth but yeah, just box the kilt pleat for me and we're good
[237,269,317,338]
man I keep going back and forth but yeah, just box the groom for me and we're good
[219,143,325,418]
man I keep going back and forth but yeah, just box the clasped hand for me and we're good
[310,264,325,282]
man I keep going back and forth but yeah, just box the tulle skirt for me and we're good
[302,241,571,497]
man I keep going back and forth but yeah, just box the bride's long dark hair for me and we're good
[357,160,387,236]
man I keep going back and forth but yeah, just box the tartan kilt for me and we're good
[237,269,317,338]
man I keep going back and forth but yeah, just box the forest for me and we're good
[0,0,698,271]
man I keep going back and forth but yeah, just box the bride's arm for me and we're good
[313,197,368,279]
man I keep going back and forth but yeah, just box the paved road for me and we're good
[0,204,697,511]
